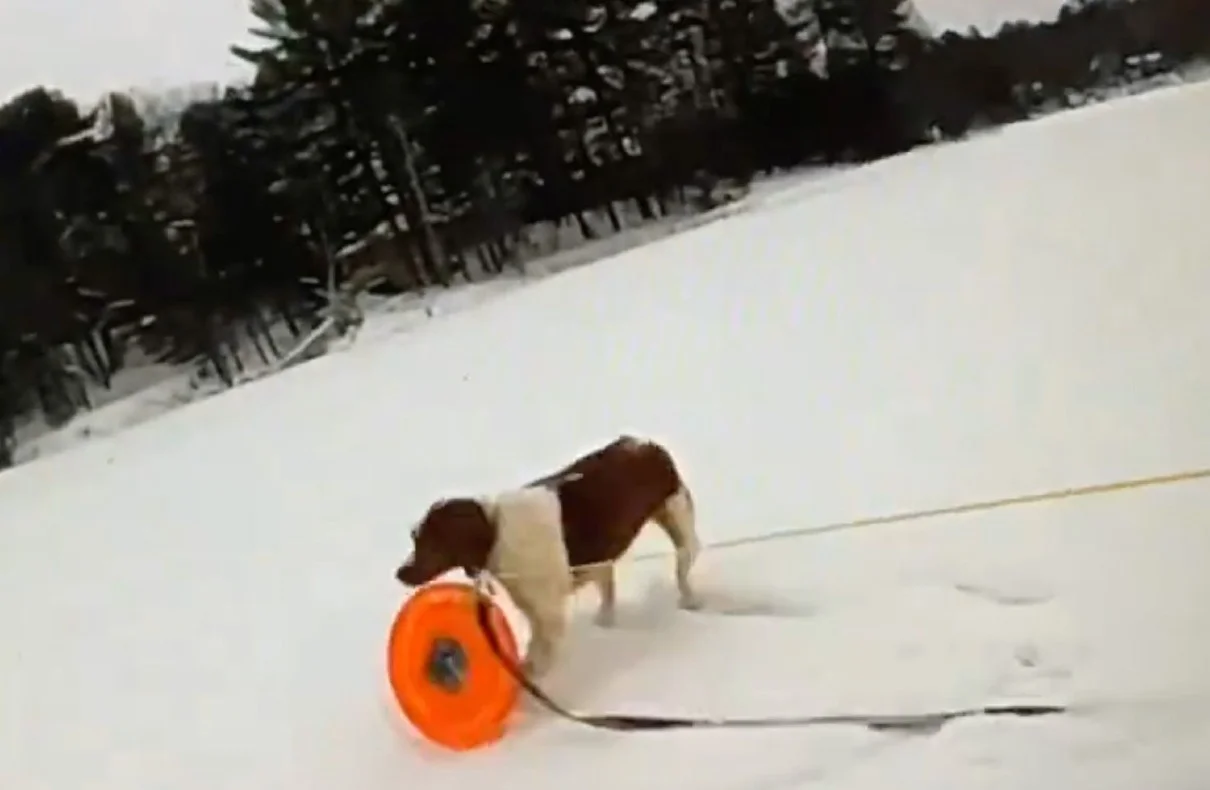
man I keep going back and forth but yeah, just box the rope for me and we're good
[491,464,1210,580]
[469,463,1210,735]
[671,464,1210,554]
[472,578,1069,733]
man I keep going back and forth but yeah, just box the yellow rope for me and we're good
[479,464,1210,581]
[618,464,1210,569]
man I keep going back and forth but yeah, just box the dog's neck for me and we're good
[465,494,501,577]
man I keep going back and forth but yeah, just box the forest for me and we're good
[0,0,1207,466]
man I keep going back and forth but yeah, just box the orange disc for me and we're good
[386,580,522,751]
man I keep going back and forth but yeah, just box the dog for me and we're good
[395,435,703,678]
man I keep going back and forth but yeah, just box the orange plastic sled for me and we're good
[386,580,522,751]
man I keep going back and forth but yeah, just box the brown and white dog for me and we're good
[395,435,702,678]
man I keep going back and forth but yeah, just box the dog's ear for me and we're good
[434,498,496,575]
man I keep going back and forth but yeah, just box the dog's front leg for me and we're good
[511,587,568,680]
[523,604,567,679]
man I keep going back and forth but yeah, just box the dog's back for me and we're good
[526,436,686,568]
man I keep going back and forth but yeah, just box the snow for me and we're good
[12,170,816,466]
[4,78,1210,790]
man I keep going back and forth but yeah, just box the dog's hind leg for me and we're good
[590,564,617,626]
[652,484,703,610]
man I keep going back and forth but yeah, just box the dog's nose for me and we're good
[395,560,417,586]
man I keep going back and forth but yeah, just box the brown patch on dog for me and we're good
[530,435,688,569]
[395,497,496,586]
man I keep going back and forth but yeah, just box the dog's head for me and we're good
[395,497,495,587]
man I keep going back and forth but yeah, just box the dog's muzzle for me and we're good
[395,556,418,586]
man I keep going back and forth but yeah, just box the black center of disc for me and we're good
[426,636,469,693]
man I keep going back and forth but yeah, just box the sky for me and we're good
[0,0,257,105]
[0,0,1074,108]
[910,0,1069,35]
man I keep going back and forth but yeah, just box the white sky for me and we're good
[0,0,1071,109]
[910,0,1066,34]
[0,0,258,106]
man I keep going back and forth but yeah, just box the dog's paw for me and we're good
[593,608,616,628]
[678,592,704,611]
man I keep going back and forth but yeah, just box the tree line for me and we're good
[1,0,1207,466]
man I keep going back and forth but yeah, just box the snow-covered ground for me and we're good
[11,170,821,466]
[4,78,1210,790]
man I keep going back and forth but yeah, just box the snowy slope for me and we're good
[4,79,1210,790]
[10,169,816,466]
